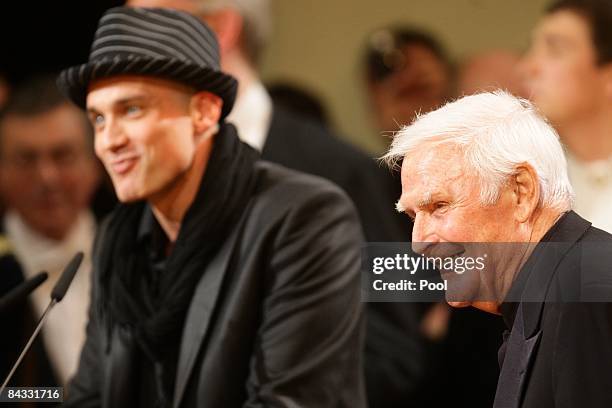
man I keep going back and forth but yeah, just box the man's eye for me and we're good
[94,114,105,127]
[433,202,449,213]
[544,38,566,57]
[126,105,142,115]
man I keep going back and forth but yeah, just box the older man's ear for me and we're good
[511,164,541,223]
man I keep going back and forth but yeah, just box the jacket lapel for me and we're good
[521,211,591,337]
[172,208,249,408]
[103,326,138,408]
[493,302,542,408]
[494,211,591,408]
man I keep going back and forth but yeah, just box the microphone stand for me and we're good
[0,299,57,394]
[0,251,84,395]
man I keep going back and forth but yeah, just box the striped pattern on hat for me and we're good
[57,7,237,118]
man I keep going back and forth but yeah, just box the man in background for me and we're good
[0,76,101,389]
[363,26,454,144]
[520,0,612,232]
[362,26,505,408]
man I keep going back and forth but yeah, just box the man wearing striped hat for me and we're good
[58,7,365,407]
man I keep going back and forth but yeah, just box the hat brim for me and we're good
[57,56,238,119]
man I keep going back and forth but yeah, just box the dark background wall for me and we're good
[0,1,122,84]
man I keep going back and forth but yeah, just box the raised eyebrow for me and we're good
[87,95,148,116]
[416,192,434,209]
[115,95,148,106]
[86,108,101,118]
[543,31,571,46]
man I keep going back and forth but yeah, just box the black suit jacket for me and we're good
[65,162,365,408]
[495,211,612,408]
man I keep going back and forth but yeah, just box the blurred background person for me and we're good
[363,26,455,147]
[267,81,331,126]
[0,76,102,391]
[520,0,612,233]
[360,25,452,407]
[361,25,505,408]
[459,49,528,97]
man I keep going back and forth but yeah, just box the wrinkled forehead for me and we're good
[401,142,464,179]
[398,143,468,204]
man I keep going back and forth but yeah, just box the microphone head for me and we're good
[51,252,84,302]
[0,272,48,311]
[29,272,48,290]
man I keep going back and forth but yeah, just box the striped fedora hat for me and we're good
[58,7,238,118]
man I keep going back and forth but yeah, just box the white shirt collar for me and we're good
[567,153,612,186]
[225,80,273,151]
[3,210,96,386]
[4,210,95,279]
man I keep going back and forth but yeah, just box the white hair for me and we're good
[382,90,574,211]
[193,0,271,63]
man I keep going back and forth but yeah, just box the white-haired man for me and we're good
[384,91,612,408]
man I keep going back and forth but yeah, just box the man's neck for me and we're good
[556,109,612,162]
[150,133,215,243]
[483,207,565,315]
[529,207,564,244]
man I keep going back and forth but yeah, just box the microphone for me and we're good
[51,252,84,302]
[0,272,48,311]
[0,252,84,393]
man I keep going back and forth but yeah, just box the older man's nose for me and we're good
[411,213,437,253]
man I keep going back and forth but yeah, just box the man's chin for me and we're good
[471,301,501,315]
[447,301,471,308]
[446,301,501,315]
[114,184,146,203]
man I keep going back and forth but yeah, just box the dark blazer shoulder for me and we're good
[251,160,358,213]
[263,106,378,172]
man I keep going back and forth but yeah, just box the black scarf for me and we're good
[97,123,258,406]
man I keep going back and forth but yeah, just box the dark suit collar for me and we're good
[499,211,591,332]
[494,211,591,408]
[172,201,252,408]
[137,205,154,243]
